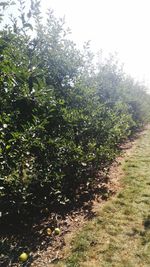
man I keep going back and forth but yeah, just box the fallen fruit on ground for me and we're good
[54,228,60,235]
[19,252,28,262]
[46,228,52,235]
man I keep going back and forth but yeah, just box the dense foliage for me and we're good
[0,0,150,218]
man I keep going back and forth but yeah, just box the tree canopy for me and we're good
[0,0,150,219]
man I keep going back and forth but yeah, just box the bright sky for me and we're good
[2,0,150,89]
[41,0,150,89]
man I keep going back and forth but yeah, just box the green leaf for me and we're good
[24,23,33,31]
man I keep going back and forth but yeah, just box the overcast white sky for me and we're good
[41,0,150,89]
[2,0,150,89]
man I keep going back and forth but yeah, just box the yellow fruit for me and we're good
[46,227,52,235]
[54,227,60,235]
[19,252,28,262]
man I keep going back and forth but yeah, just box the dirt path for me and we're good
[48,126,150,267]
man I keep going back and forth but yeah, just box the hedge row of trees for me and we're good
[1,0,150,218]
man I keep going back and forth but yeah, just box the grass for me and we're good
[52,128,150,267]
